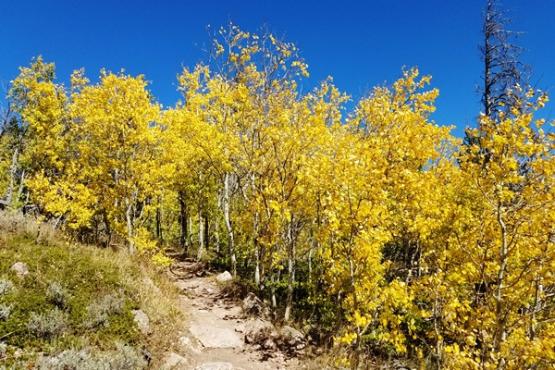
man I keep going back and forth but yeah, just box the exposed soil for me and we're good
[167,260,309,370]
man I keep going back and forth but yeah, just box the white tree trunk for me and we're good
[5,147,18,205]
[197,210,205,261]
[126,201,136,254]
[223,173,236,276]
[284,222,296,322]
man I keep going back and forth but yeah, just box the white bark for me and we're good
[126,201,136,254]
[5,147,18,204]
[197,210,205,261]
[223,173,236,276]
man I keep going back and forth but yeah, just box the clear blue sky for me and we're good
[1,0,554,137]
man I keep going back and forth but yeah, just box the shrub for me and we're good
[85,294,124,328]
[0,279,13,295]
[46,282,69,308]
[36,349,93,370]
[99,343,147,369]
[0,304,11,321]
[27,308,69,338]
[35,344,147,370]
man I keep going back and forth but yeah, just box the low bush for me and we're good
[27,309,69,338]
[85,293,124,328]
[0,304,12,321]
[46,282,70,308]
[0,342,6,359]
[35,343,147,370]
[0,280,13,296]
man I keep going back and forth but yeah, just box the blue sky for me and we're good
[1,0,554,137]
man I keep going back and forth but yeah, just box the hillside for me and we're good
[0,211,183,369]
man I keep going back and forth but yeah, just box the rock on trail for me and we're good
[189,315,244,349]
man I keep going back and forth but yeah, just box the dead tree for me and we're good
[481,0,528,120]
[465,0,529,156]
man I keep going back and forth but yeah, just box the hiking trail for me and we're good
[165,260,307,370]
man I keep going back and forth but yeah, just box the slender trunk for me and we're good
[433,292,443,369]
[348,255,361,349]
[254,211,261,290]
[103,210,112,248]
[178,191,189,254]
[197,209,204,261]
[271,272,277,309]
[251,173,261,289]
[155,197,163,242]
[215,192,222,254]
[204,211,209,252]
[255,243,261,289]
[284,251,295,322]
[223,173,236,276]
[284,222,296,322]
[530,260,544,340]
[308,244,313,286]
[415,239,422,278]
[348,253,362,370]
[494,202,508,369]
[188,215,193,247]
[5,147,19,205]
[17,170,25,201]
[126,201,136,254]
[215,221,220,254]
[484,29,491,119]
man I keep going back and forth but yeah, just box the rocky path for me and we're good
[165,260,304,370]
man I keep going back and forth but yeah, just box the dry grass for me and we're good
[119,260,184,367]
[0,210,61,246]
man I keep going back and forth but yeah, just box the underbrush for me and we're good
[0,211,183,368]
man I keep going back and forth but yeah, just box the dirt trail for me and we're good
[167,260,303,370]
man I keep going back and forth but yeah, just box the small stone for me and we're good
[179,335,202,354]
[280,325,304,346]
[276,325,306,354]
[131,309,151,335]
[141,348,152,364]
[194,362,234,370]
[242,292,270,318]
[215,271,233,283]
[189,322,243,348]
[243,318,275,344]
[262,338,277,350]
[161,352,189,370]
[10,262,28,278]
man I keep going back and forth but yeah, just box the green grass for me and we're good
[0,211,183,368]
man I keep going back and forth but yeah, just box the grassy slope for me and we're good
[0,212,183,368]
